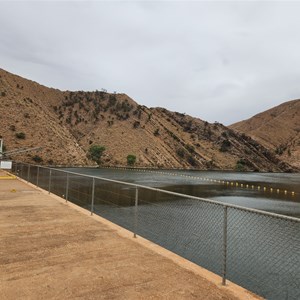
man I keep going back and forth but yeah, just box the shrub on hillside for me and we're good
[153,129,160,136]
[47,159,54,165]
[176,148,185,158]
[275,144,286,155]
[187,155,198,167]
[185,144,195,154]
[220,139,231,152]
[127,154,136,166]
[15,132,26,139]
[235,159,246,171]
[88,145,106,164]
[32,155,43,163]
[133,121,140,129]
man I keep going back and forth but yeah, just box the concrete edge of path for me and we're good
[13,173,262,300]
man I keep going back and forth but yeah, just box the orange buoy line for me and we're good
[101,166,297,197]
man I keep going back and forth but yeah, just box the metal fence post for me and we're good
[27,165,30,182]
[65,173,69,202]
[20,164,23,178]
[48,169,52,194]
[36,166,40,187]
[134,186,139,238]
[91,177,95,215]
[222,206,228,285]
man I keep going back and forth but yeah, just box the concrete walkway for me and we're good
[0,172,260,299]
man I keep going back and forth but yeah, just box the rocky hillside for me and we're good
[0,69,89,165]
[230,99,300,168]
[0,68,295,171]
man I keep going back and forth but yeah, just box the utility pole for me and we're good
[0,138,3,159]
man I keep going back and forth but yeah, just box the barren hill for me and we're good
[0,68,295,172]
[0,69,89,165]
[230,100,300,168]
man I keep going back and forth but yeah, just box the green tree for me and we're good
[127,154,136,166]
[88,145,105,164]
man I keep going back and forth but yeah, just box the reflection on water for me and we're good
[63,168,300,218]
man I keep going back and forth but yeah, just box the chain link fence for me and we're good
[11,162,300,300]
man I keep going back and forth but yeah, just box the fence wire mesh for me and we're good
[93,180,136,232]
[227,208,300,300]
[12,162,300,300]
[137,188,225,275]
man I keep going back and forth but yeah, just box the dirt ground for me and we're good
[0,172,260,299]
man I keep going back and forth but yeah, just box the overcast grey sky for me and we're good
[1,1,300,125]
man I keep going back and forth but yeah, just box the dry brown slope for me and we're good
[0,68,90,165]
[230,99,300,168]
[55,89,293,171]
[0,68,295,171]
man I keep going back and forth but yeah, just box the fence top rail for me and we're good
[14,162,300,223]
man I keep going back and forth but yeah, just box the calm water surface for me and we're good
[64,168,300,218]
